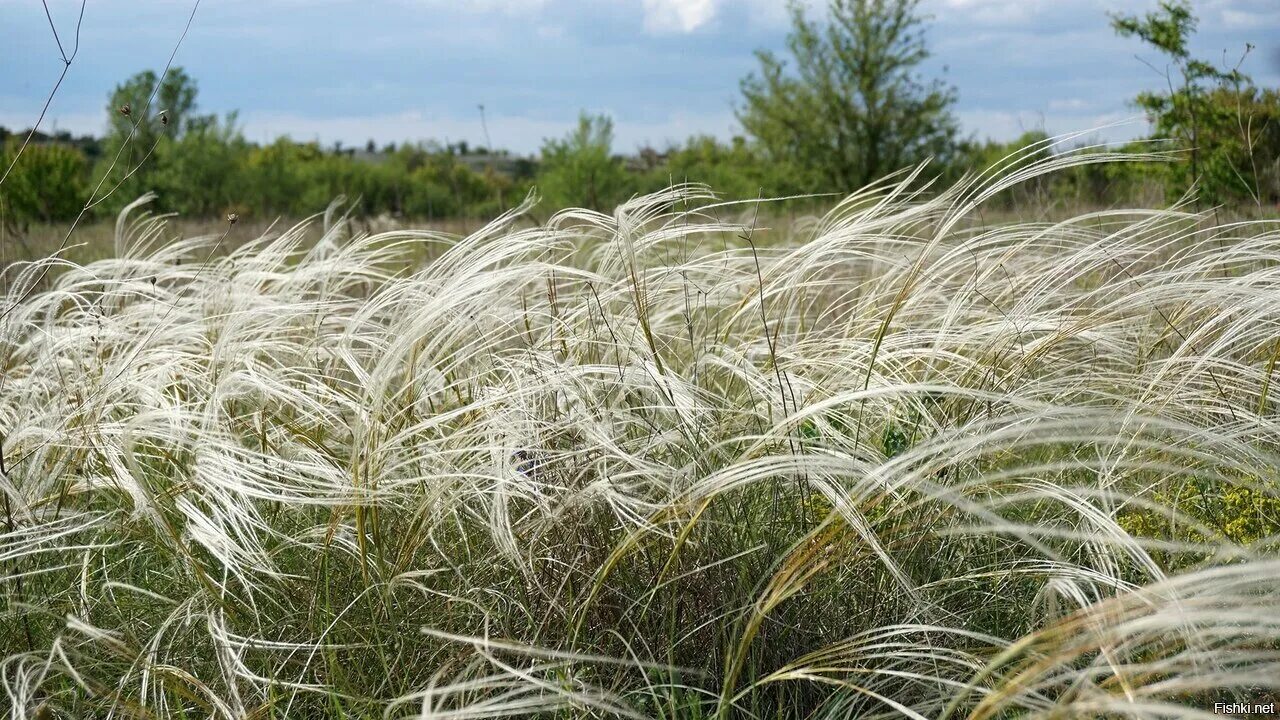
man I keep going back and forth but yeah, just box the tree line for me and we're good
[2,0,1277,232]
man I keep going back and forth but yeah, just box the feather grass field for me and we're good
[2,156,1279,718]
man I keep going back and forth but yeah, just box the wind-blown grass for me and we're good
[1,159,1279,719]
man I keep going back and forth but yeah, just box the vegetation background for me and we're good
[3,0,1277,247]
[3,1,1280,719]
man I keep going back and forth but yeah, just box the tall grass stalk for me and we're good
[1,157,1278,718]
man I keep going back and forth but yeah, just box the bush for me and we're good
[536,112,628,211]
[0,138,87,228]
[151,114,251,216]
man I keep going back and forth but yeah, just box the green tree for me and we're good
[106,68,202,148]
[100,68,205,209]
[537,113,628,211]
[738,0,959,194]
[241,139,322,217]
[0,138,87,229]
[152,112,249,216]
[634,136,776,202]
[1229,87,1280,205]
[1111,0,1276,205]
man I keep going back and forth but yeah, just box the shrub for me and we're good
[0,138,87,228]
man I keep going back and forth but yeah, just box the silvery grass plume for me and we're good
[1,154,1279,719]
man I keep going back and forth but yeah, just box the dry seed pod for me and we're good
[119,103,131,117]
[227,213,239,225]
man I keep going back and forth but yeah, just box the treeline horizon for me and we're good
[0,116,1175,223]
[2,0,1277,232]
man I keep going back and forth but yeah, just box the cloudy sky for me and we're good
[2,0,1278,154]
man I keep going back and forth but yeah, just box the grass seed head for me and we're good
[2,161,1279,719]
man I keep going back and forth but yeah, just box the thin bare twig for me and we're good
[0,1,86,189]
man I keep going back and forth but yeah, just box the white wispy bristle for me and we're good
[1,156,1278,718]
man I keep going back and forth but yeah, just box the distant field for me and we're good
[3,213,481,266]
[9,194,1269,274]
[2,174,1279,718]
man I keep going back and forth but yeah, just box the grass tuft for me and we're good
[2,162,1279,718]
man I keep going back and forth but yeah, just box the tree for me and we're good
[106,68,202,147]
[635,135,773,202]
[0,138,86,229]
[100,68,206,210]
[738,0,959,194]
[537,113,628,211]
[152,112,249,216]
[1111,0,1277,205]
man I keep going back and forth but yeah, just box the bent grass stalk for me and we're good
[2,155,1279,718]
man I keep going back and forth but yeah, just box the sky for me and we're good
[2,0,1279,155]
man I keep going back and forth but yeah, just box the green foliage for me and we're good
[100,67,206,212]
[1111,1,1278,205]
[239,138,318,217]
[1120,478,1280,547]
[11,66,518,223]
[951,131,1054,206]
[738,0,960,193]
[537,112,628,211]
[636,135,777,201]
[8,15,1277,240]
[1052,141,1167,208]
[106,67,201,143]
[3,67,529,224]
[0,137,86,229]
[151,113,250,216]
[947,131,1168,209]
[959,131,1052,173]
[1196,86,1280,206]
[228,139,526,220]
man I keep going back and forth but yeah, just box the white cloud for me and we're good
[927,0,1150,28]
[400,0,549,13]
[641,0,720,34]
[930,0,1050,26]
[1219,8,1280,30]
[1048,98,1092,112]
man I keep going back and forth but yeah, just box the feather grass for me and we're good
[2,156,1279,718]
